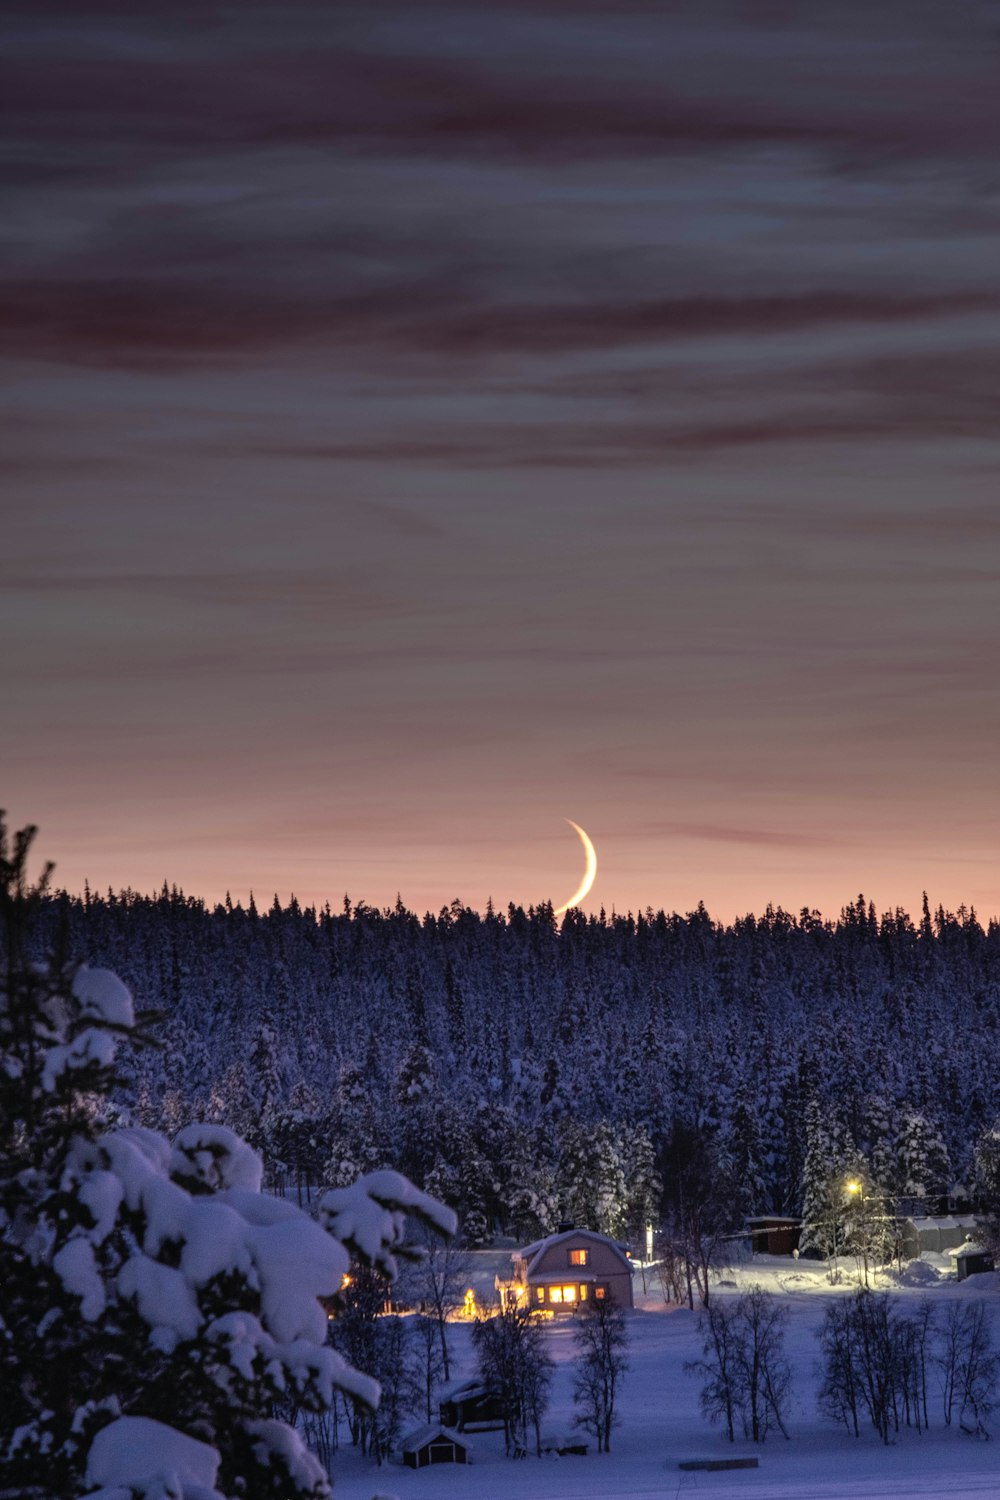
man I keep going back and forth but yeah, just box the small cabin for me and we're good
[400,1423,471,1469]
[747,1216,802,1257]
[951,1241,995,1281]
[439,1380,507,1432]
[509,1227,634,1311]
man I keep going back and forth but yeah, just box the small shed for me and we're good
[951,1241,995,1281]
[747,1216,802,1257]
[400,1423,471,1469]
[439,1380,507,1431]
[510,1227,634,1310]
[540,1434,589,1456]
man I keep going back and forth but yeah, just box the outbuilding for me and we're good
[509,1227,634,1311]
[747,1216,802,1257]
[439,1380,507,1432]
[400,1423,472,1469]
[898,1215,979,1261]
[951,1241,996,1281]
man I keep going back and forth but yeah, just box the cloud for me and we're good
[6,3,999,166]
[4,2,999,376]
[7,270,994,369]
[654,821,842,850]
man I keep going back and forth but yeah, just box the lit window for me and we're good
[535,1287,544,1303]
[562,1285,577,1302]
[550,1287,563,1304]
[569,1249,589,1267]
[594,1286,606,1300]
[580,1284,589,1300]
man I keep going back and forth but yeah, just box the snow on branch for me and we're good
[318,1169,458,1279]
[83,1415,224,1500]
[71,965,135,1030]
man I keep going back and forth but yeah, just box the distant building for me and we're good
[507,1227,634,1310]
[438,1379,507,1432]
[951,1241,995,1281]
[400,1423,472,1469]
[898,1214,979,1261]
[747,1216,802,1257]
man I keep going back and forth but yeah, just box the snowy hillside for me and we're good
[27,890,1000,1244]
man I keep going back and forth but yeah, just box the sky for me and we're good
[4,1,1000,922]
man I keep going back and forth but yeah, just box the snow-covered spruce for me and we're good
[28,880,996,1250]
[0,825,455,1500]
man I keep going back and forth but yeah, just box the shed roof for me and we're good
[950,1240,992,1259]
[902,1215,979,1231]
[400,1423,469,1454]
[440,1378,494,1402]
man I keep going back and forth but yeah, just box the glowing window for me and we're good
[579,1284,589,1300]
[535,1286,544,1303]
[550,1287,563,1304]
[562,1285,577,1302]
[594,1286,606,1300]
[569,1249,589,1267]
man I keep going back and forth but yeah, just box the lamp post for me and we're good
[828,1186,844,1285]
[846,1180,869,1286]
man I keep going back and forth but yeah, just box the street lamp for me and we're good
[845,1180,869,1286]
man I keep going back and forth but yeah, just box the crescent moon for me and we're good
[553,819,598,915]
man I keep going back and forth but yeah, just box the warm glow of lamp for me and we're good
[846,1180,860,1195]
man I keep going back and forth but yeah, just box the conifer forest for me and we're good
[27,886,1000,1243]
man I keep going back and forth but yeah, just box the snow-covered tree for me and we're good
[620,1124,662,1236]
[973,1118,1000,1253]
[508,1153,561,1240]
[722,1088,768,1220]
[798,1096,860,1264]
[0,819,455,1500]
[894,1109,951,1208]
[558,1119,629,1238]
[838,1169,896,1283]
[859,1093,898,1198]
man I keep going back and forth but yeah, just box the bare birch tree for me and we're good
[572,1298,630,1453]
[687,1287,791,1443]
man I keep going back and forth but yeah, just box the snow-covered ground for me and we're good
[330,1255,1000,1500]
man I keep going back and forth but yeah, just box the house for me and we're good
[439,1379,507,1432]
[747,1216,802,1257]
[400,1423,472,1469]
[508,1227,634,1311]
[951,1241,996,1281]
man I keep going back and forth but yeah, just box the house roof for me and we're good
[515,1228,632,1276]
[400,1423,469,1454]
[441,1378,494,1402]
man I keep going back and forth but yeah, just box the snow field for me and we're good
[330,1257,1000,1500]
